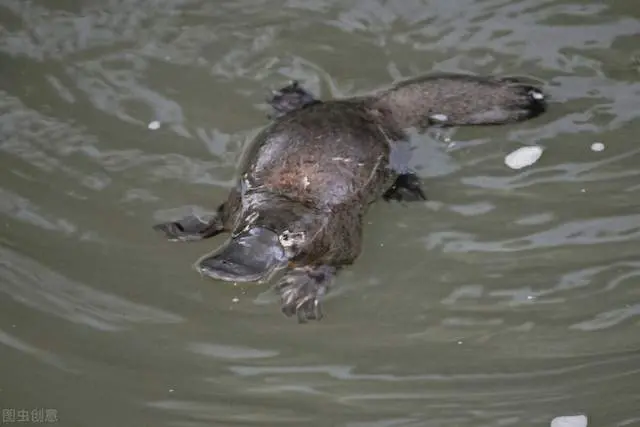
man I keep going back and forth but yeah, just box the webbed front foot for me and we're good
[383,173,427,202]
[153,213,224,242]
[275,265,336,323]
[267,80,320,118]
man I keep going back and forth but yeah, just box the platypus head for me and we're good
[196,226,287,283]
[196,199,326,283]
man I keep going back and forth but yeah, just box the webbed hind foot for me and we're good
[383,173,427,202]
[153,212,224,242]
[267,80,320,118]
[275,265,336,323]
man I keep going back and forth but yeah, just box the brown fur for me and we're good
[374,74,545,128]
[154,72,547,321]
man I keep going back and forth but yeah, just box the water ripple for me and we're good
[0,187,77,234]
[228,352,639,382]
[571,304,640,332]
[0,0,191,60]
[427,214,640,252]
[188,342,279,360]
[0,90,112,188]
[0,328,78,373]
[0,245,184,331]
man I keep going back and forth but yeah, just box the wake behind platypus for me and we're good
[154,72,547,322]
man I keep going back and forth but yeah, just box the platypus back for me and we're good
[369,73,546,128]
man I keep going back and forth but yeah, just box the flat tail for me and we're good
[372,73,548,128]
[196,227,287,283]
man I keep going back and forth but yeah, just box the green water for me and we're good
[1,0,639,426]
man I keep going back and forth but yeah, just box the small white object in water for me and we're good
[169,388,175,393]
[551,415,588,427]
[232,297,239,303]
[591,142,605,152]
[529,89,545,100]
[505,146,544,170]
[148,120,161,130]
[430,114,449,122]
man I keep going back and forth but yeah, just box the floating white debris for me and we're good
[430,114,449,122]
[232,297,239,303]
[148,120,161,130]
[529,89,545,100]
[505,146,544,170]
[551,415,588,427]
[591,142,605,152]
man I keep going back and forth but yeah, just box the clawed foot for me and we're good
[275,265,335,323]
[153,213,224,242]
[383,173,427,202]
[267,80,320,119]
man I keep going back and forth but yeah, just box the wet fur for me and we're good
[154,72,548,322]
[371,73,546,127]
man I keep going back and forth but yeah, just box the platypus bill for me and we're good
[154,72,547,322]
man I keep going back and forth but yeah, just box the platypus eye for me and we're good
[279,230,306,251]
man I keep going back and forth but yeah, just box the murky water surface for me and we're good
[1,0,639,426]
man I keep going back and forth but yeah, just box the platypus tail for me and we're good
[371,73,547,129]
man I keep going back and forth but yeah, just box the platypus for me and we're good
[154,73,547,322]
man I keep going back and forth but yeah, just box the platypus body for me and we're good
[154,73,547,322]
